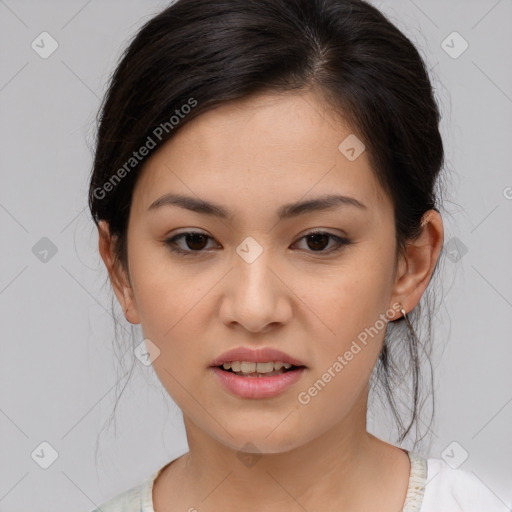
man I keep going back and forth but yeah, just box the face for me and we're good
[114,90,406,453]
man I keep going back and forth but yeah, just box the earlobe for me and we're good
[390,210,444,315]
[120,285,141,325]
[97,220,141,325]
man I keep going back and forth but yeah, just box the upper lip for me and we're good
[210,347,306,367]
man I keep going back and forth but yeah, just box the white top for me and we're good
[90,451,510,511]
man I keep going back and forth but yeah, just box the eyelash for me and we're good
[163,230,352,257]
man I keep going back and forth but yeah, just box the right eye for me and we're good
[164,231,219,256]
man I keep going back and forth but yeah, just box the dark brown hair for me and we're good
[89,0,445,451]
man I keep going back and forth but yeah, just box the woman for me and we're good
[88,0,508,510]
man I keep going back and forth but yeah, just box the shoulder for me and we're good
[88,469,160,512]
[420,458,510,512]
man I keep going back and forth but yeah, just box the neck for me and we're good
[163,392,409,511]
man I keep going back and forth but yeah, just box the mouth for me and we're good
[216,361,306,378]
[210,348,307,397]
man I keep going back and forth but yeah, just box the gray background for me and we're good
[0,0,511,510]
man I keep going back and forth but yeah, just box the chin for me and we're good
[211,422,306,455]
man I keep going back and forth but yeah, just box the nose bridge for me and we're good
[234,234,276,295]
[222,235,290,331]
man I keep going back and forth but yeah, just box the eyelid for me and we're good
[299,227,349,239]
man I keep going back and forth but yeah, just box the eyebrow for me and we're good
[147,192,367,220]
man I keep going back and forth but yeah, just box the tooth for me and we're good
[223,360,297,375]
[240,361,256,373]
[256,362,274,373]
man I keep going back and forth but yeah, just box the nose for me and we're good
[219,245,293,334]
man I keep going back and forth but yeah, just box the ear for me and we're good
[97,220,141,325]
[389,210,444,318]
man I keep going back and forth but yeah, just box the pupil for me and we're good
[307,233,329,251]
[186,233,208,250]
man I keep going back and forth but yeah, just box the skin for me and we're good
[98,89,444,511]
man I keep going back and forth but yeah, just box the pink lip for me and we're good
[210,366,306,399]
[210,346,306,367]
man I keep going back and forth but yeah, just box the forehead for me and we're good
[131,90,390,222]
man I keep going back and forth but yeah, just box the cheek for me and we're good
[130,257,213,409]
[127,247,234,391]
[298,250,395,344]
[292,266,394,434]
[128,242,207,334]
[292,245,396,410]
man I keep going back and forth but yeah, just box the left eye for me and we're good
[293,231,351,253]
[164,230,351,256]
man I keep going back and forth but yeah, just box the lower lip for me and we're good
[210,366,306,399]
